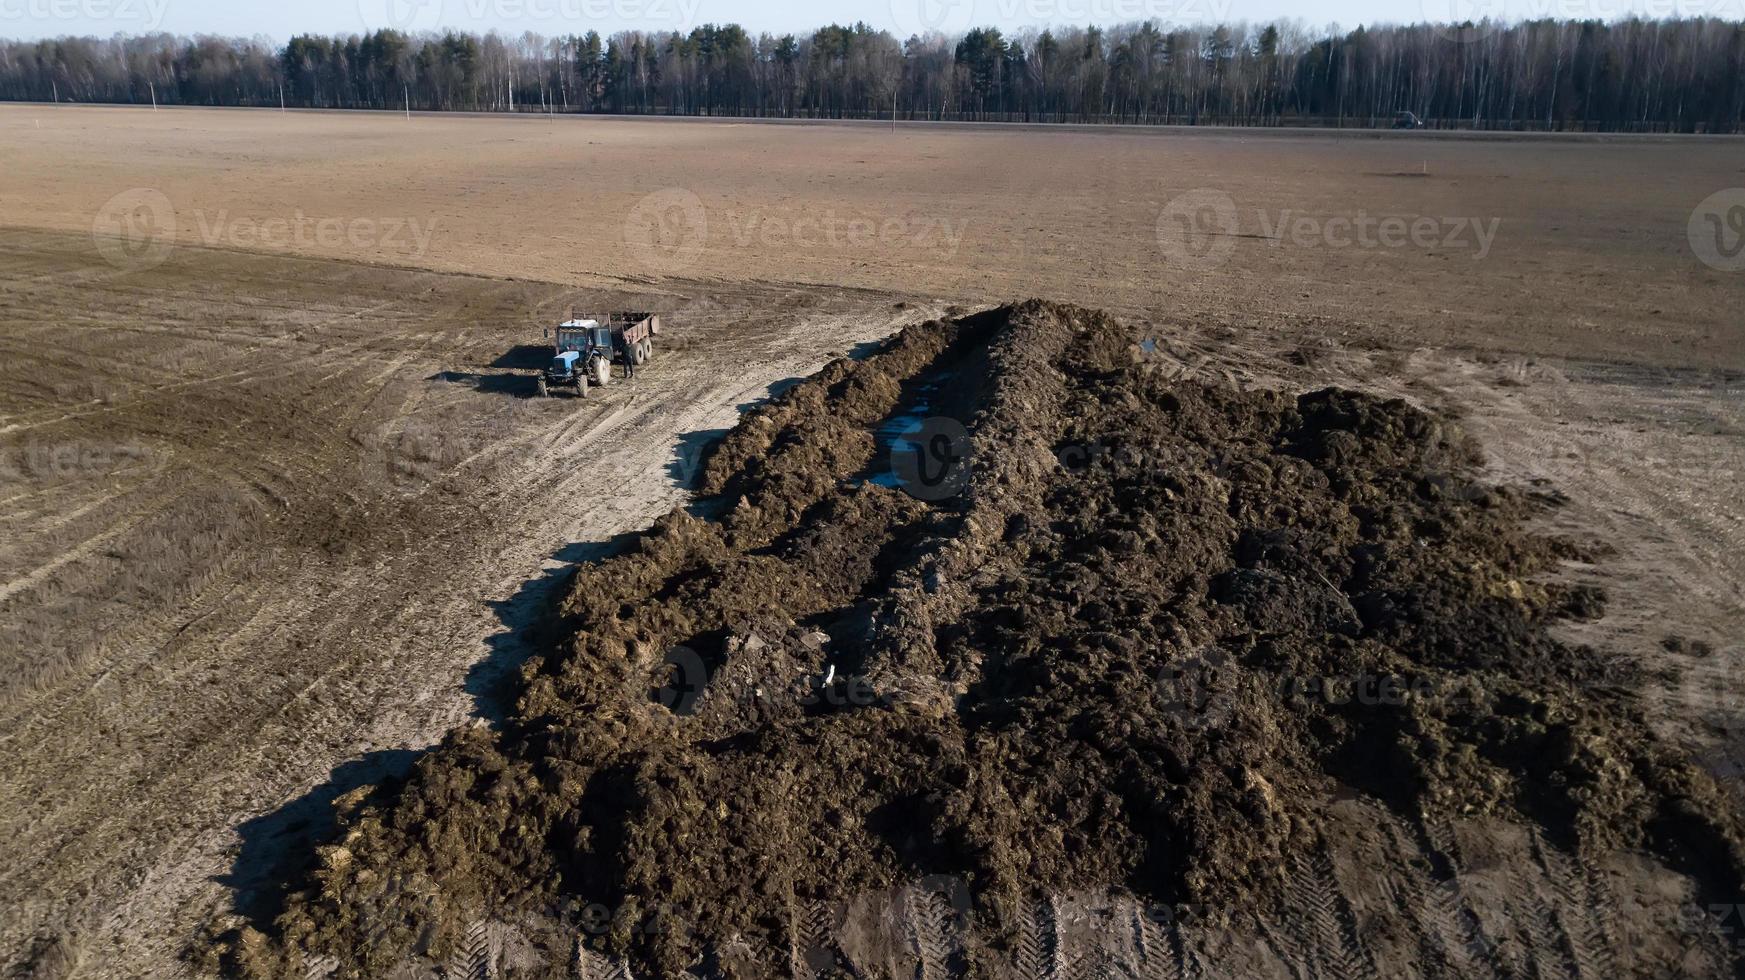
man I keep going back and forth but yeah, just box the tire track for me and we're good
[1524,830,1615,980]
[1277,844,1378,980]
[0,267,920,976]
[1012,897,1059,980]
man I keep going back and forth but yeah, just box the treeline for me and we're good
[3,17,1744,132]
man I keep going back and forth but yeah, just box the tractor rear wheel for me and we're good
[592,356,610,388]
[536,377,548,398]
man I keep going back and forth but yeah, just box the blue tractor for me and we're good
[537,319,615,398]
[536,313,662,398]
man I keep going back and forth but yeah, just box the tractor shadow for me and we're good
[428,369,534,398]
[492,344,552,370]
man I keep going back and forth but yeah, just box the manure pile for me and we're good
[224,302,1745,979]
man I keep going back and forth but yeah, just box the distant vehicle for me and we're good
[1392,111,1425,129]
[538,312,661,398]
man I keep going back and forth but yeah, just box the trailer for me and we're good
[609,311,661,368]
[537,312,661,397]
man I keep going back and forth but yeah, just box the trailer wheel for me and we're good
[643,337,654,360]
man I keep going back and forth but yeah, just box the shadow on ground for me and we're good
[221,532,642,933]
[466,534,643,725]
[847,340,885,361]
[219,749,420,930]
[670,427,728,489]
[428,369,533,397]
[492,344,552,370]
[218,403,778,934]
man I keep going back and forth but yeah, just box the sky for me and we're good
[0,0,1734,42]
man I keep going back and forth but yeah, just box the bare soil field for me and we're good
[3,105,1741,368]
[0,107,1741,978]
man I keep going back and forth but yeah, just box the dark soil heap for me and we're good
[223,302,1745,978]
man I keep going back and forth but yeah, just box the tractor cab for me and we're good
[554,318,602,354]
